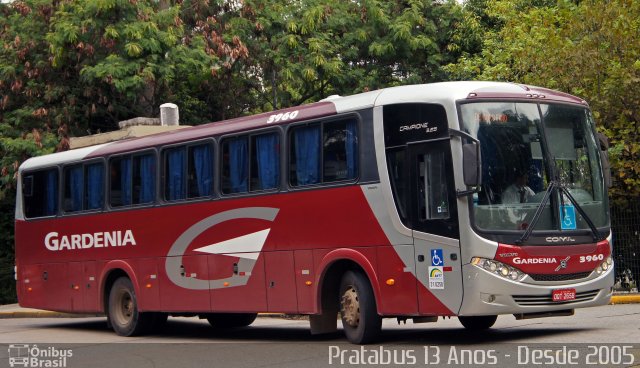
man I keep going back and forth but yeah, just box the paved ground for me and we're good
[0,294,637,319]
[0,304,638,367]
[1,304,639,344]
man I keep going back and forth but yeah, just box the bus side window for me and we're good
[187,144,213,198]
[221,137,249,194]
[23,169,58,218]
[289,119,358,187]
[250,133,280,191]
[386,149,408,225]
[164,147,187,201]
[63,163,104,212]
[289,125,321,187]
[110,157,130,207]
[63,165,84,212]
[133,153,156,204]
[323,119,358,182]
[85,162,104,210]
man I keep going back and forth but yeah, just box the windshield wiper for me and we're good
[515,181,556,245]
[516,181,601,245]
[557,185,600,242]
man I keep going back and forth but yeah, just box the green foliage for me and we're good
[46,0,218,128]
[194,0,464,112]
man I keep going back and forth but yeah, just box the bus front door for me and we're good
[409,141,463,315]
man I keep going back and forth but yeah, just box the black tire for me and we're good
[206,313,258,328]
[339,270,381,344]
[458,315,498,331]
[107,277,153,336]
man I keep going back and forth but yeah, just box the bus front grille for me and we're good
[512,290,600,306]
[528,271,592,282]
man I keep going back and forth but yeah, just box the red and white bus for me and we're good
[15,82,613,344]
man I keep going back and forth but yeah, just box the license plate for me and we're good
[552,288,576,302]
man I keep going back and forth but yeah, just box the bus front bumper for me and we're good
[458,263,614,316]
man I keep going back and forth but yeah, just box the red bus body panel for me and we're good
[16,186,423,315]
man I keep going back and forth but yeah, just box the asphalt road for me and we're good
[0,304,639,368]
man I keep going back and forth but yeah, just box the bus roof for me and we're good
[19,81,587,171]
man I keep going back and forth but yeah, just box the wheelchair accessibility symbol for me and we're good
[560,205,577,230]
[431,249,444,266]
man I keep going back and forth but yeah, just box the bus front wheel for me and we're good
[339,270,381,344]
[458,315,498,331]
[107,277,153,336]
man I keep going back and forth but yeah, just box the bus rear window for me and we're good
[23,169,58,218]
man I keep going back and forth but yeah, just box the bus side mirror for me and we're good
[597,132,612,188]
[462,142,482,187]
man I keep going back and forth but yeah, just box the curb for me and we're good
[0,311,284,319]
[610,294,640,304]
[0,311,102,319]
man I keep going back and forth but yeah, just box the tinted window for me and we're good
[132,154,156,204]
[63,165,83,212]
[386,149,408,224]
[221,137,249,194]
[323,120,358,182]
[23,169,58,218]
[289,125,321,186]
[222,133,280,194]
[111,153,156,207]
[85,163,104,210]
[63,163,104,212]
[250,133,280,191]
[165,147,187,200]
[289,119,358,187]
[188,144,213,198]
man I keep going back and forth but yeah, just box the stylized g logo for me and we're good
[165,207,279,290]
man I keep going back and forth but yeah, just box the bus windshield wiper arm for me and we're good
[515,181,556,245]
[557,185,600,242]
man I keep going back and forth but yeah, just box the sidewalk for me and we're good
[0,304,102,319]
[0,295,637,319]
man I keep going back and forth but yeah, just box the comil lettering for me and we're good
[44,230,137,251]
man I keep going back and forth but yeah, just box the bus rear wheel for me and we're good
[339,270,381,344]
[107,277,153,336]
[458,315,497,331]
[206,313,257,328]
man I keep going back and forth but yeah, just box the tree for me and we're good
[0,1,66,200]
[189,0,465,113]
[46,0,218,129]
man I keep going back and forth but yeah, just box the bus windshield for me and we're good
[460,102,608,233]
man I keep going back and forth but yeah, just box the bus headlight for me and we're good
[471,257,526,281]
[596,256,613,275]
